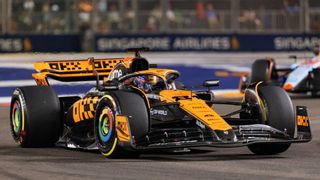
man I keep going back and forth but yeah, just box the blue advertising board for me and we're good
[1,33,320,52]
[0,35,81,52]
[95,33,320,52]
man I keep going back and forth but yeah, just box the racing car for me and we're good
[10,48,311,158]
[250,46,320,97]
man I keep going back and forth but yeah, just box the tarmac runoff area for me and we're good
[0,52,319,179]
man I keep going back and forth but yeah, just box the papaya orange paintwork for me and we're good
[160,90,232,131]
[116,115,131,142]
[283,83,294,91]
[32,57,135,85]
[32,56,231,132]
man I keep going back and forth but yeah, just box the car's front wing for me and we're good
[132,123,311,150]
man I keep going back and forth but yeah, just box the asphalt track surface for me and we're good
[0,95,319,180]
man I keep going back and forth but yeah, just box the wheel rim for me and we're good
[98,107,113,143]
[11,101,22,136]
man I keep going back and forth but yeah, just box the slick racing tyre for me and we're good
[251,59,277,83]
[94,97,139,158]
[248,85,294,155]
[95,103,119,158]
[10,86,62,147]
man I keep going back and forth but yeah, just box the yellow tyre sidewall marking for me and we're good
[255,81,267,123]
[101,138,118,157]
[18,95,25,132]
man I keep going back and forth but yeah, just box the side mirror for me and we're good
[203,80,220,87]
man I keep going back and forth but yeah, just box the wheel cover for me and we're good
[11,101,22,136]
[98,107,113,143]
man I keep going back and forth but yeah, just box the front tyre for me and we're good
[94,97,140,158]
[95,104,120,158]
[248,85,293,155]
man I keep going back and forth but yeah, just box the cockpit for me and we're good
[119,72,179,93]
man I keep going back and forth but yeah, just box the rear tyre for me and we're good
[248,85,294,155]
[10,86,62,147]
[251,59,277,83]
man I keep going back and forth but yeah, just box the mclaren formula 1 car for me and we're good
[10,48,311,158]
[250,47,320,97]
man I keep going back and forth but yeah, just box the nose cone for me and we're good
[283,83,294,91]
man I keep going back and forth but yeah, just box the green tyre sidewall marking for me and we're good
[95,99,119,157]
[10,89,25,145]
[13,104,21,134]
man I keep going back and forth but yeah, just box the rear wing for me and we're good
[32,56,152,86]
[32,57,133,86]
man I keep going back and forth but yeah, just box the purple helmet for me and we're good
[133,76,152,92]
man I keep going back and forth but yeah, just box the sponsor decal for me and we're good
[196,120,206,129]
[172,37,230,50]
[96,35,232,51]
[297,115,309,127]
[97,37,171,51]
[0,38,23,52]
[108,68,125,80]
[48,60,120,71]
[96,34,320,52]
[49,62,83,71]
[116,115,130,142]
[23,38,32,51]
[73,97,99,122]
[231,36,240,50]
[146,94,161,100]
[274,36,320,50]
[150,108,168,116]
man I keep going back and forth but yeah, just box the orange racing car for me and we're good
[10,48,311,158]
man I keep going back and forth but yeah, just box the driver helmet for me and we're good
[133,76,152,93]
[147,75,160,85]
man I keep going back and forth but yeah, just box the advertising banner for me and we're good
[95,34,320,52]
[1,34,320,52]
[0,35,81,52]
